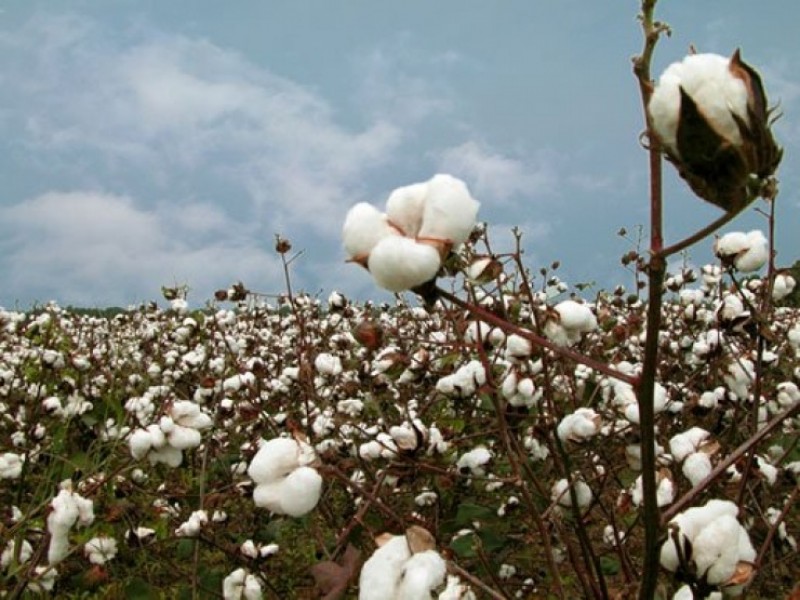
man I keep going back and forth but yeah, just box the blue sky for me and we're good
[1,1,798,308]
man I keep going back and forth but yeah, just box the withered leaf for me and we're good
[309,544,361,600]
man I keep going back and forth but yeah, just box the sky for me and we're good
[1,1,799,309]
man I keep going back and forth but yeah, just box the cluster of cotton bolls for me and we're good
[128,399,214,467]
[343,174,480,292]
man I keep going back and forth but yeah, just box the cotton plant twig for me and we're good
[435,287,638,386]
[660,399,800,524]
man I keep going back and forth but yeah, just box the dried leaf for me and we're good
[310,544,361,600]
[725,560,755,586]
[405,525,436,554]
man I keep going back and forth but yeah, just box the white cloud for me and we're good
[437,141,556,203]
[1,13,404,232]
[0,191,283,306]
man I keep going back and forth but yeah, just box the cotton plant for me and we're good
[343,174,480,293]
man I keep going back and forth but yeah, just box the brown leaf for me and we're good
[405,525,436,554]
[310,544,361,600]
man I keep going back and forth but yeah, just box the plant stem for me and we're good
[633,1,665,597]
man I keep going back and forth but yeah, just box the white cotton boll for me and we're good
[84,536,118,565]
[715,231,749,258]
[670,427,710,462]
[171,401,213,430]
[555,300,597,332]
[359,536,412,600]
[505,334,532,359]
[557,408,601,442]
[385,182,429,237]
[457,446,492,476]
[551,478,592,508]
[501,370,518,399]
[276,466,323,517]
[343,202,397,260]
[734,231,768,273]
[692,515,743,584]
[248,438,311,484]
[223,568,263,600]
[772,273,796,300]
[395,550,448,600]
[368,236,442,292]
[149,444,184,467]
[129,429,154,459]
[777,382,800,407]
[683,452,713,486]
[167,425,202,450]
[1,539,33,569]
[0,452,24,479]
[649,53,749,155]
[631,474,674,508]
[417,174,479,246]
[314,353,342,377]
[175,510,208,537]
[438,575,477,600]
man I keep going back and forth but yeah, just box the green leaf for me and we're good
[454,503,495,526]
[600,556,620,575]
[450,531,478,558]
[125,578,156,600]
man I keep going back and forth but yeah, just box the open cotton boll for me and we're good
[248,437,315,484]
[47,484,95,565]
[551,478,592,508]
[271,466,323,517]
[715,230,768,272]
[557,408,601,442]
[385,182,429,237]
[368,236,442,292]
[223,568,263,600]
[359,535,412,600]
[84,536,118,565]
[683,452,713,486]
[669,427,710,462]
[648,53,749,156]
[417,174,479,246]
[692,515,750,585]
[456,446,492,476]
[395,550,447,600]
[343,202,397,260]
[773,273,796,300]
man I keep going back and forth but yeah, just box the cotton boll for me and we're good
[417,174,479,246]
[772,273,796,300]
[0,452,24,479]
[692,515,743,584]
[557,408,601,442]
[669,427,710,462]
[84,536,118,565]
[649,54,748,156]
[457,446,492,476]
[683,452,712,486]
[385,182,429,237]
[551,478,592,508]
[166,425,202,450]
[734,231,768,272]
[274,466,323,517]
[248,438,310,484]
[368,236,442,292]
[149,443,184,467]
[343,203,397,260]
[395,550,447,600]
[359,535,412,600]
